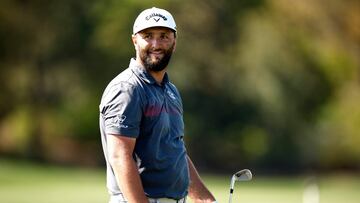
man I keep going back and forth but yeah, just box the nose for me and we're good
[150,37,162,49]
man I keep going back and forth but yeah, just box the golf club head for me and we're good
[229,169,253,203]
[233,169,252,181]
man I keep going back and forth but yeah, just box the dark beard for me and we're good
[140,44,174,72]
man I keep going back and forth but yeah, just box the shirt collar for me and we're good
[129,58,170,85]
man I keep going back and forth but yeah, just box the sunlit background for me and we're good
[0,0,359,202]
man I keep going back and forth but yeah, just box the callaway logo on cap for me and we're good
[133,7,177,34]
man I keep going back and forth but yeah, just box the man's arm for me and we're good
[187,156,217,203]
[107,134,148,203]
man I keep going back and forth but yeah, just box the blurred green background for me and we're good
[0,0,359,202]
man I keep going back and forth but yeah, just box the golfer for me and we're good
[99,7,217,203]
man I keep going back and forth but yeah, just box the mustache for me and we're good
[147,48,165,54]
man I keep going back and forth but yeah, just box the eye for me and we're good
[143,33,152,39]
[160,33,169,40]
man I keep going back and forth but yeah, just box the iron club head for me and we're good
[233,169,252,181]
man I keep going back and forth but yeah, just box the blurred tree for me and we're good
[0,0,102,164]
[171,0,359,172]
[0,0,359,172]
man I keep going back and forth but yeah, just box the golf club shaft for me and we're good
[229,177,235,203]
[229,192,233,203]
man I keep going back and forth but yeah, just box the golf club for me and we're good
[228,169,252,203]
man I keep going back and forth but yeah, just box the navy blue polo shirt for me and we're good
[99,58,189,199]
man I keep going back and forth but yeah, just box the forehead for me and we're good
[138,27,175,35]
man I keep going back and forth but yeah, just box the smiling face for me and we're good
[132,27,176,72]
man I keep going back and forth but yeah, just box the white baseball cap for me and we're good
[133,7,177,34]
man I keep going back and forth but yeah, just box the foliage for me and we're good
[0,0,359,172]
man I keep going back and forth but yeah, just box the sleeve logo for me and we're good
[110,115,128,129]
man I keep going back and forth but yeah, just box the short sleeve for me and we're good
[100,82,142,138]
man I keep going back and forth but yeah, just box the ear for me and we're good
[173,39,177,53]
[132,34,138,50]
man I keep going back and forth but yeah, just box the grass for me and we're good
[0,159,359,203]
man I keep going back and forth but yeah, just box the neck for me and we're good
[149,69,166,85]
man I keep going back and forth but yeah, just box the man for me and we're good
[99,7,217,203]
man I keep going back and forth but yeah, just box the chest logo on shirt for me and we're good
[166,90,176,100]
